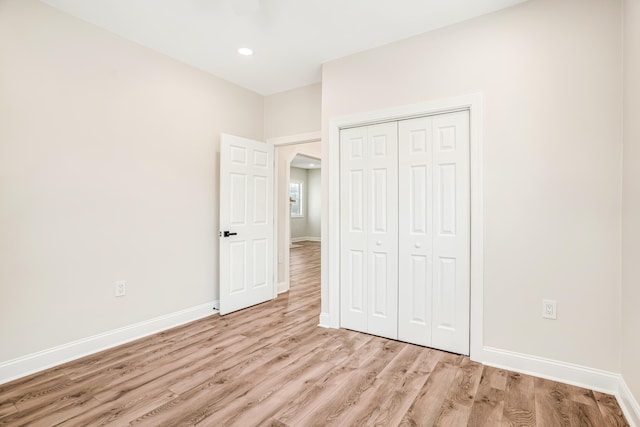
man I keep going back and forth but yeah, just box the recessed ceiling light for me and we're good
[238,47,253,56]
[309,163,315,167]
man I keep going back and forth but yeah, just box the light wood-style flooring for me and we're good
[0,241,630,426]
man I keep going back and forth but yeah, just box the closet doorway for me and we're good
[340,111,470,355]
[324,94,484,359]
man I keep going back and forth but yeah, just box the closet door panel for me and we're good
[398,117,433,346]
[432,111,470,355]
[367,122,398,340]
[340,127,368,332]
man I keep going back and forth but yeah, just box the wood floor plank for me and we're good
[197,354,336,425]
[399,353,462,426]
[534,377,572,426]
[484,365,508,391]
[569,400,607,427]
[467,367,506,427]
[230,363,335,426]
[0,370,69,403]
[434,400,473,427]
[501,371,536,427]
[564,383,599,407]
[0,242,629,427]
[271,338,401,426]
[0,390,100,427]
[65,317,220,381]
[594,391,631,427]
[0,403,17,420]
[444,357,484,408]
[56,389,178,427]
[336,346,440,426]
[92,338,238,403]
[300,340,407,426]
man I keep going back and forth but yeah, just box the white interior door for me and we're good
[398,111,470,354]
[219,134,274,315]
[340,122,398,340]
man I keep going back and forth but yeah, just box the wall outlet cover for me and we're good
[115,280,126,297]
[542,299,557,319]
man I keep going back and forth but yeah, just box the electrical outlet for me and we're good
[115,280,126,297]
[542,299,556,319]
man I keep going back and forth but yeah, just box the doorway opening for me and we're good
[271,133,322,295]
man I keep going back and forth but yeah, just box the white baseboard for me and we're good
[291,236,321,243]
[0,301,219,385]
[480,346,620,392]
[318,312,332,328]
[618,377,640,427]
[277,281,288,294]
[480,346,639,426]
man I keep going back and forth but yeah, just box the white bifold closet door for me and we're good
[340,122,399,340]
[398,111,470,355]
[339,110,470,355]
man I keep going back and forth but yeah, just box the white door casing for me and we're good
[398,111,470,355]
[219,134,275,315]
[340,122,398,340]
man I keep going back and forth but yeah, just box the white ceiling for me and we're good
[291,154,320,170]
[41,0,527,95]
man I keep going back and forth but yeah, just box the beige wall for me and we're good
[622,0,640,401]
[0,0,263,362]
[264,83,321,139]
[322,0,623,371]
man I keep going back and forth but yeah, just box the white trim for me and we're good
[277,281,288,294]
[482,346,621,393]
[324,93,485,353]
[481,346,640,427]
[0,301,218,385]
[318,312,332,328]
[268,131,321,146]
[291,236,321,243]
[619,377,640,427]
[272,144,279,299]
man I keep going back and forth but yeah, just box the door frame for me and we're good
[322,93,485,361]
[267,131,322,294]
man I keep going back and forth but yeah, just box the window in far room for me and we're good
[290,181,303,217]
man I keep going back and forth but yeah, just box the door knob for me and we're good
[222,231,238,237]
[415,242,422,248]
[376,240,382,246]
